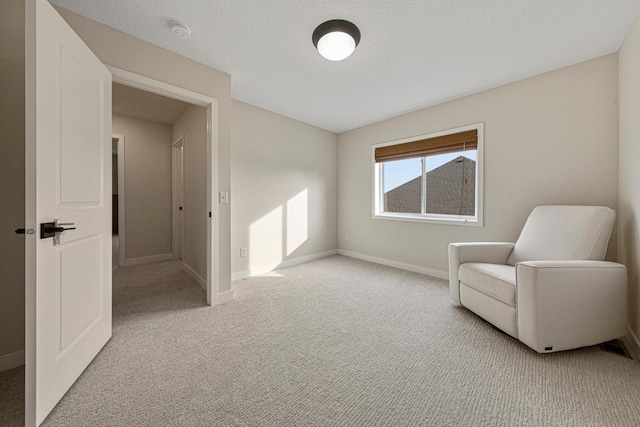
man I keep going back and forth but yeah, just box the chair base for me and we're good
[460,283,518,339]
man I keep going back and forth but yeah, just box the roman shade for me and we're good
[375,129,478,163]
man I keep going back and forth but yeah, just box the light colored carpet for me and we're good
[0,365,24,426]
[17,255,639,426]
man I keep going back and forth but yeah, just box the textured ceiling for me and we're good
[113,83,189,125]
[51,0,640,133]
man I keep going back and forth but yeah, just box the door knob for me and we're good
[40,219,76,244]
[44,225,76,234]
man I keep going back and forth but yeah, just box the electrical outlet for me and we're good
[345,233,350,241]
[240,247,248,257]
[219,192,229,204]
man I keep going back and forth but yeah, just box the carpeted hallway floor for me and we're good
[0,365,24,426]
[5,255,640,425]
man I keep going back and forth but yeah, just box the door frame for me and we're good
[109,66,219,306]
[112,134,126,267]
[171,136,185,261]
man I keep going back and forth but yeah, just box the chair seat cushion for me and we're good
[458,263,516,306]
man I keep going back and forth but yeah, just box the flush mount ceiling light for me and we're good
[312,19,361,61]
[170,21,192,40]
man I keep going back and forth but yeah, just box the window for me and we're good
[372,123,483,226]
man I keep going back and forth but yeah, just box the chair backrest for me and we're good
[506,205,616,266]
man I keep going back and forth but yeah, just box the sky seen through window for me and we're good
[382,151,477,192]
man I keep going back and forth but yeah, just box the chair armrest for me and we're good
[516,260,627,352]
[448,242,515,302]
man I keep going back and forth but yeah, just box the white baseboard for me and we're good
[231,249,338,281]
[124,253,174,267]
[337,249,448,280]
[182,263,207,290]
[626,326,640,361]
[182,262,233,304]
[217,290,234,304]
[278,249,338,269]
[0,349,25,372]
[232,270,250,282]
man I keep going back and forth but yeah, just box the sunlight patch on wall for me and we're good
[249,206,283,273]
[286,189,308,256]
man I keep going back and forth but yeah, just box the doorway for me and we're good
[111,80,212,295]
[109,68,219,305]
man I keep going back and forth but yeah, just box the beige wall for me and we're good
[618,15,640,345]
[55,6,232,293]
[338,54,619,275]
[231,100,338,277]
[173,105,208,280]
[113,114,173,260]
[0,0,25,362]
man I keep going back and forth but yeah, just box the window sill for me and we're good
[372,212,483,227]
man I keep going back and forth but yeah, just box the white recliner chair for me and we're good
[449,205,627,353]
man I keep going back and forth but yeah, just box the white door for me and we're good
[172,138,185,260]
[25,0,112,425]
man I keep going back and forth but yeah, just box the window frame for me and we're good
[371,123,484,226]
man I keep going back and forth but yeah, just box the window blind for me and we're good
[375,129,477,163]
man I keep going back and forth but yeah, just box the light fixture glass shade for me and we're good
[312,20,361,62]
[317,31,356,61]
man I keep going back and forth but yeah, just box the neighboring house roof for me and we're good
[384,156,476,216]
